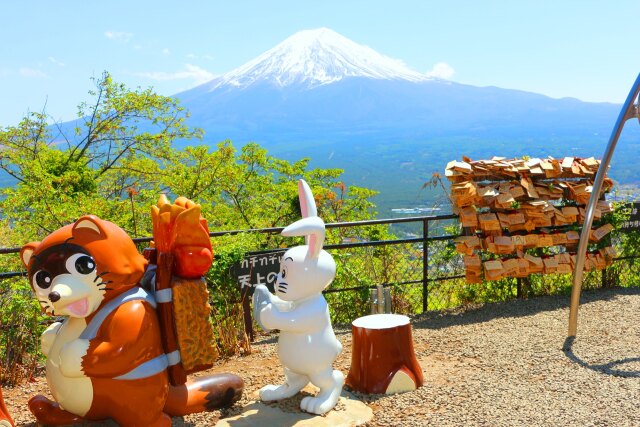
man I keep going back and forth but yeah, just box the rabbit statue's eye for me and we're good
[281,267,287,279]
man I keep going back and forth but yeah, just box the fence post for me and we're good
[422,218,429,313]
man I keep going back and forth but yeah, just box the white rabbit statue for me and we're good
[253,179,344,415]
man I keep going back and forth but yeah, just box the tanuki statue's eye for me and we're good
[75,255,96,275]
[34,270,52,289]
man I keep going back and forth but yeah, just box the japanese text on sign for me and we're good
[619,202,640,231]
[234,251,285,295]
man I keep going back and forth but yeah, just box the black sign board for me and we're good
[234,250,286,296]
[234,250,286,341]
[619,202,640,231]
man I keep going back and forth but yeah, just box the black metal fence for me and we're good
[0,214,455,308]
[1,213,639,321]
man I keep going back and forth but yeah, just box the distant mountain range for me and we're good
[171,28,639,215]
[4,28,638,216]
[177,28,621,141]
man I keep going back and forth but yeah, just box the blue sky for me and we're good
[1,0,638,125]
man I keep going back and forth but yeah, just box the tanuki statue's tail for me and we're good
[164,373,243,416]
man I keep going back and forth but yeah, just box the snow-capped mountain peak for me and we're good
[207,28,428,90]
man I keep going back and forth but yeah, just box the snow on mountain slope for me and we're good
[203,27,429,90]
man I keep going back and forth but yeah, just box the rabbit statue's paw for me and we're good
[300,370,344,415]
[253,285,274,332]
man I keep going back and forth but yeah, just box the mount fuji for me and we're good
[174,28,632,214]
[193,28,428,90]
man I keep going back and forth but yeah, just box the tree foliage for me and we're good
[0,72,385,382]
[0,71,378,243]
[0,72,200,238]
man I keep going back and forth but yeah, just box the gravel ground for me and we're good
[4,286,640,426]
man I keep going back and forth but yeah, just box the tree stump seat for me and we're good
[346,314,424,394]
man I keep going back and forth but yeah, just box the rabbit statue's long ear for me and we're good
[282,217,325,259]
[298,179,317,219]
[284,179,325,258]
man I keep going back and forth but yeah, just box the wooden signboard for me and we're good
[618,202,640,231]
[234,250,286,295]
[234,250,286,340]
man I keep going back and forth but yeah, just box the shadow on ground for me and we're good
[562,336,640,378]
[409,286,640,331]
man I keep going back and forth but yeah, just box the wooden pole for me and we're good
[156,251,188,385]
[242,287,254,342]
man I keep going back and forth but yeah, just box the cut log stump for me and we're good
[346,314,424,394]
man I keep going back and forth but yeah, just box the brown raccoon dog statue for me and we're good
[20,215,243,427]
[0,386,13,426]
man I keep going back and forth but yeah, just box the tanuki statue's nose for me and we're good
[48,291,61,303]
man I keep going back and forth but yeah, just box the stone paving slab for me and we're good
[215,392,373,427]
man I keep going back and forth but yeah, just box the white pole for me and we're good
[568,73,640,337]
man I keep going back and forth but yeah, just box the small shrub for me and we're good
[0,279,44,385]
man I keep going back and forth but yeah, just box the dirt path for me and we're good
[4,287,640,426]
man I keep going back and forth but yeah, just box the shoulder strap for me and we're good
[80,287,157,340]
[79,286,171,380]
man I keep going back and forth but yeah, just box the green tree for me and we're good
[0,73,203,384]
[0,71,199,240]
[160,141,379,247]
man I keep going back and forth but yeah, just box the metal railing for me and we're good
[1,212,639,317]
[0,215,459,308]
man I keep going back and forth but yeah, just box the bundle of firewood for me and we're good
[150,196,218,383]
[447,156,616,283]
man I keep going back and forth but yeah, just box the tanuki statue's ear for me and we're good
[20,242,39,268]
[72,215,106,237]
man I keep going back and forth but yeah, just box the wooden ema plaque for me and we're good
[447,156,615,282]
[346,314,423,394]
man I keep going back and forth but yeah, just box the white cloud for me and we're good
[426,62,455,80]
[104,31,133,43]
[48,56,65,67]
[186,53,214,61]
[162,48,171,55]
[135,64,215,86]
[19,67,47,78]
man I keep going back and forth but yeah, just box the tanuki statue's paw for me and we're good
[28,395,85,426]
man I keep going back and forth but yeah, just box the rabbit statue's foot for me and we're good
[259,369,308,401]
[301,369,344,415]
